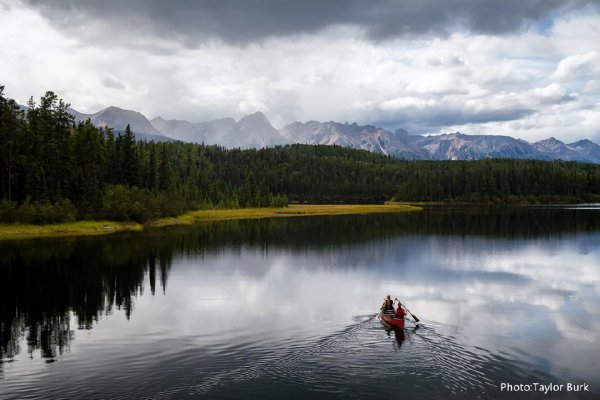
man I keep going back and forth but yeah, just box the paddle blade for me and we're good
[407,310,420,322]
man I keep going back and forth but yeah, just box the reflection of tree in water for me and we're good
[0,236,173,365]
[1,206,599,367]
[165,206,600,247]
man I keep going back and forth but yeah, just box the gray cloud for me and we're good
[101,75,125,90]
[434,108,535,126]
[371,106,535,134]
[24,0,597,46]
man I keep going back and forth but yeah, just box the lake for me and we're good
[1,207,599,399]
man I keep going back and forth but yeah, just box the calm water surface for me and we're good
[1,207,599,399]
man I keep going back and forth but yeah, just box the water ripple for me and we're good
[1,315,597,399]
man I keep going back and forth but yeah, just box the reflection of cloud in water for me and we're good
[155,233,600,345]
[149,231,600,384]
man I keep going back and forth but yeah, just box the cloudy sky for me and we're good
[1,0,599,142]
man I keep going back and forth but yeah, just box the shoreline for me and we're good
[0,204,421,241]
[0,220,143,241]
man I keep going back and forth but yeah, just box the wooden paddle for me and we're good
[395,298,420,323]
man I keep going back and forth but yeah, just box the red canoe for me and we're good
[378,312,405,329]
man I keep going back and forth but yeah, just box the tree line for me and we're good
[392,159,600,203]
[1,86,600,224]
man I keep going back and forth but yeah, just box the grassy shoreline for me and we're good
[0,204,421,241]
[0,220,143,241]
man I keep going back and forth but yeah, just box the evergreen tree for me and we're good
[0,85,23,202]
[119,124,138,186]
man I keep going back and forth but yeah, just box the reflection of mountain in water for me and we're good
[1,206,599,365]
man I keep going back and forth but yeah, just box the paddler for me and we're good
[395,301,407,319]
[380,295,395,315]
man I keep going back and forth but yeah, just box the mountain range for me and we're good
[66,105,600,163]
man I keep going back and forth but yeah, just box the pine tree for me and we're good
[120,124,139,186]
[0,85,23,202]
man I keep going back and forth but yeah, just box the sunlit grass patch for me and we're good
[149,204,421,227]
[0,220,142,241]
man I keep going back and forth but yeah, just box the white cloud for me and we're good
[549,11,600,55]
[405,71,467,95]
[552,51,600,81]
[530,83,568,102]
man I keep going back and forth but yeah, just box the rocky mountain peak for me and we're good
[224,111,288,148]
[237,111,271,126]
[534,137,567,152]
[569,139,596,148]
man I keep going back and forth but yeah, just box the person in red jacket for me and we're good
[395,301,407,319]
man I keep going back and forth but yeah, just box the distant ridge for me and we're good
[151,112,286,148]
[224,111,288,149]
[69,106,173,142]
[413,132,544,160]
[533,137,600,163]
[279,121,431,159]
[61,105,600,163]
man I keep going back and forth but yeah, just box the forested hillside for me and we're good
[392,159,600,203]
[2,88,600,224]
